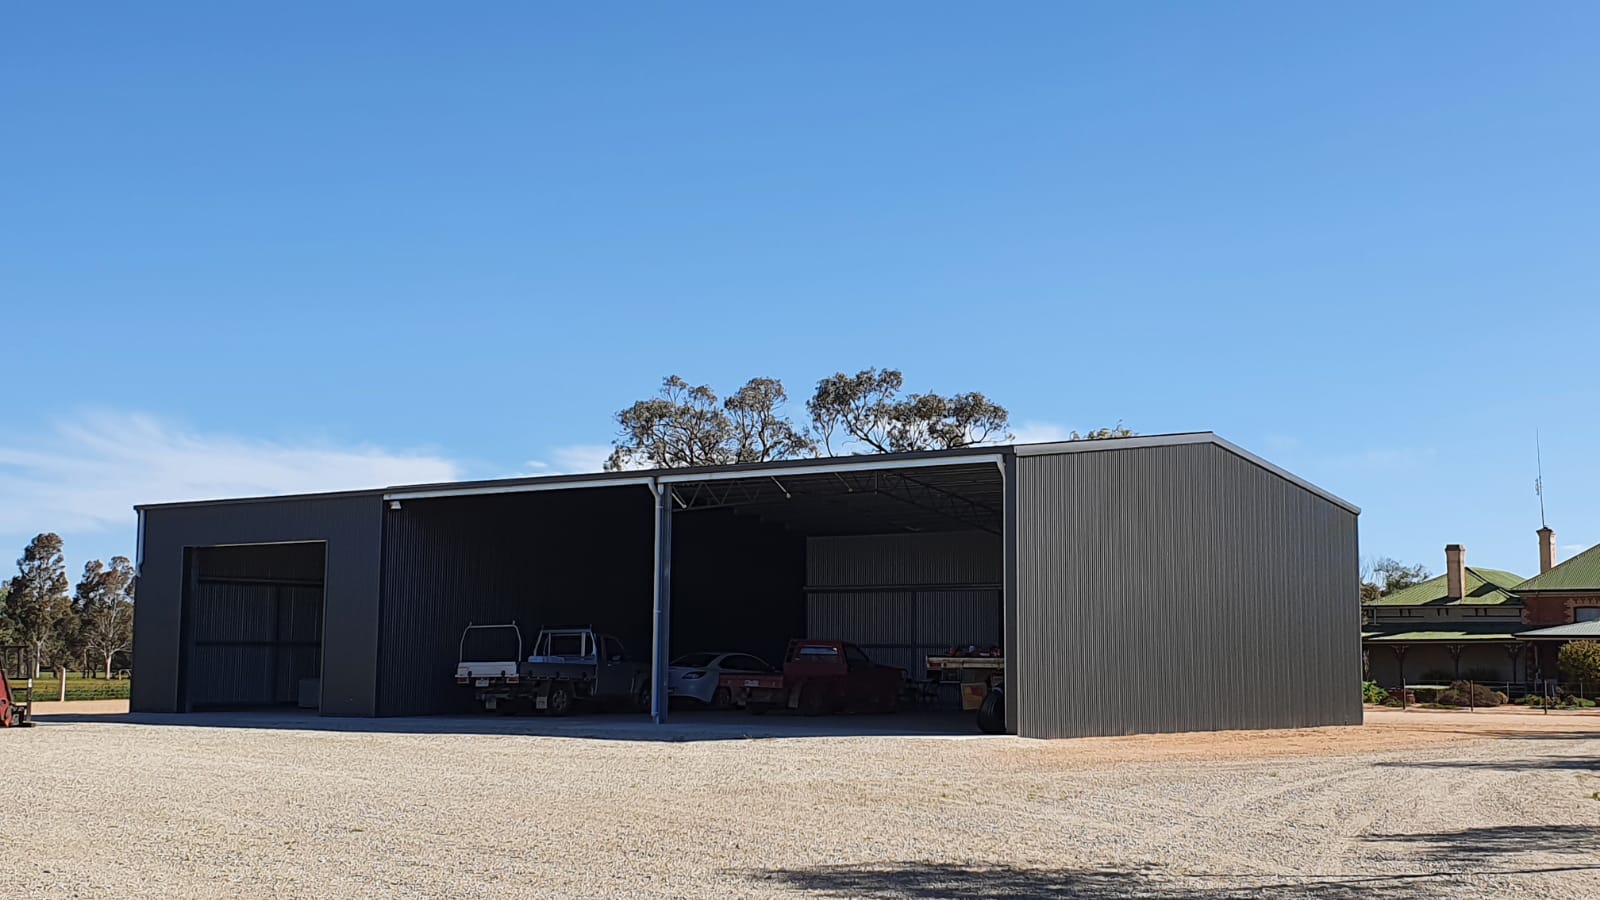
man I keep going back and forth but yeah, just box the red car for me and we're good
[721,639,903,715]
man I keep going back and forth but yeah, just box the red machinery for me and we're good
[721,639,902,715]
[0,665,34,727]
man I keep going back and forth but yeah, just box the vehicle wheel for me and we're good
[547,685,574,717]
[799,685,828,717]
[711,687,733,710]
[634,682,653,714]
[977,687,1006,734]
[877,689,898,714]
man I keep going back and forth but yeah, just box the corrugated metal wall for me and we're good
[377,495,806,716]
[807,533,1001,589]
[132,493,383,715]
[377,487,656,716]
[1014,443,1360,738]
[188,573,323,708]
[806,534,1002,675]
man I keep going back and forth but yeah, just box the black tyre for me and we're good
[711,687,733,710]
[977,687,1006,734]
[547,684,574,717]
[877,687,898,715]
[635,681,653,714]
[799,684,829,717]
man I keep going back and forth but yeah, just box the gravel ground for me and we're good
[1,709,1598,898]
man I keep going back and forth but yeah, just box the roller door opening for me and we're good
[181,542,326,711]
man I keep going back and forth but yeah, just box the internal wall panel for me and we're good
[807,533,1001,589]
[806,533,1003,674]
[914,590,1002,652]
[376,487,655,716]
[186,544,325,709]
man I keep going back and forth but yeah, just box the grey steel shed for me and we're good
[131,432,1360,738]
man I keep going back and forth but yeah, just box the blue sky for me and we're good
[3,3,1597,585]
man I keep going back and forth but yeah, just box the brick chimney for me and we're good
[1538,527,1557,574]
[1445,544,1466,599]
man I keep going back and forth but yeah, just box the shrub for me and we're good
[1435,680,1502,708]
[1362,681,1389,704]
[1411,686,1445,704]
[1558,641,1600,684]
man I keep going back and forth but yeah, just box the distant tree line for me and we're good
[606,367,1132,470]
[1,533,134,679]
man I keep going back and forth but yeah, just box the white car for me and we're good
[666,652,775,708]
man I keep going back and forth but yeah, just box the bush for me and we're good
[1411,686,1445,704]
[1362,681,1389,704]
[1559,641,1600,684]
[1435,680,1502,708]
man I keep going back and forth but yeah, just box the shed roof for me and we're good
[1514,543,1600,593]
[135,431,1360,515]
[1362,567,1526,608]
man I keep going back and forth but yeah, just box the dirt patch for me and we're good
[2,713,1597,898]
[24,699,129,716]
[993,707,1600,768]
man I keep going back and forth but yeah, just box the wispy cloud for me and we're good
[522,444,613,476]
[1009,421,1073,445]
[0,412,461,535]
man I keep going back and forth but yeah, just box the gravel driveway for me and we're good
[1,709,1597,898]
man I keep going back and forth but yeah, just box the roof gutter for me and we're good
[384,476,653,502]
[656,453,1005,484]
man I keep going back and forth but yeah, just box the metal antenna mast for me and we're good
[1536,430,1547,529]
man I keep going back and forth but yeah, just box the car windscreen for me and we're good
[671,653,718,668]
[794,645,839,660]
[461,627,519,662]
[541,633,590,657]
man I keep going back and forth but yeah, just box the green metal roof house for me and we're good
[1362,545,1528,686]
[1363,532,1600,688]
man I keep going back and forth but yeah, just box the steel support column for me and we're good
[1001,453,1019,735]
[650,480,673,725]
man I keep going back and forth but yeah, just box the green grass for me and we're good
[6,674,130,702]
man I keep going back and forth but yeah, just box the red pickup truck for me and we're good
[720,639,903,715]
